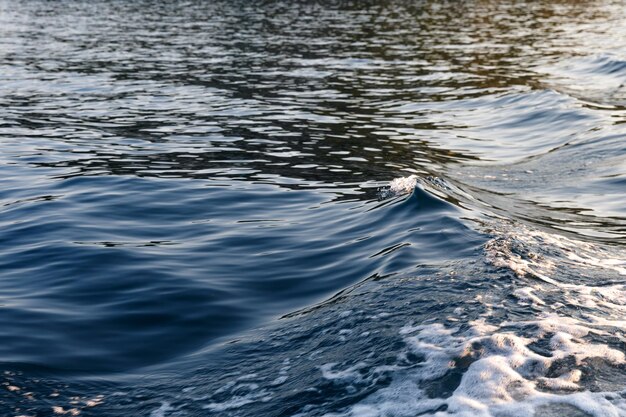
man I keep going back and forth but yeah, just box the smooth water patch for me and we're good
[0,175,481,375]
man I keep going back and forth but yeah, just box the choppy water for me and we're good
[1,1,626,416]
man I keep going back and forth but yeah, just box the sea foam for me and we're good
[319,223,626,417]
[378,175,418,199]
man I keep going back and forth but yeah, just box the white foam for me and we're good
[513,287,545,305]
[389,175,418,195]
[320,362,368,383]
[567,252,626,276]
[323,222,626,417]
[327,312,626,417]
[485,224,626,280]
[379,175,418,198]
[485,224,626,323]
[484,233,557,285]
[241,223,626,417]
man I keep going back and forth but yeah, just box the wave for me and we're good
[542,53,626,107]
[167,181,625,417]
[3,177,625,417]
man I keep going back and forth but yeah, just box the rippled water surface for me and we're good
[1,1,626,416]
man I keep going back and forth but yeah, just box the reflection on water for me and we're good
[2,1,624,236]
[1,0,626,416]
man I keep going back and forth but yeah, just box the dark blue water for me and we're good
[1,1,625,416]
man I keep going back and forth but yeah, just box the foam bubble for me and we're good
[513,287,545,306]
[334,315,625,416]
[378,175,418,198]
[322,224,626,417]
[389,175,418,194]
[320,362,367,383]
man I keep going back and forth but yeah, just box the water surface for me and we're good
[1,1,625,416]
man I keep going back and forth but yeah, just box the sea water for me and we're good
[1,1,625,416]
